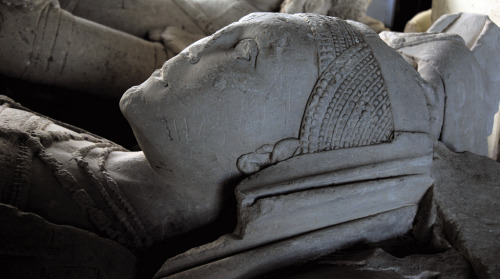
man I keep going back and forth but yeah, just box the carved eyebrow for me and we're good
[186,37,212,64]
[159,68,168,86]
[232,37,255,47]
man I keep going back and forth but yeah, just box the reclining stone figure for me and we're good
[0,12,499,279]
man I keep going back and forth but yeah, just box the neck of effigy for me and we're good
[105,149,239,241]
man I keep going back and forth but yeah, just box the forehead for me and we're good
[239,12,307,26]
[234,13,311,40]
[177,13,315,65]
[201,13,311,46]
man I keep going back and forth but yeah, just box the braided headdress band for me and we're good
[237,14,395,175]
[298,14,394,153]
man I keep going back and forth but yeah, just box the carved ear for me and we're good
[237,138,300,175]
[232,39,258,66]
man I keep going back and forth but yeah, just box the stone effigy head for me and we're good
[120,13,430,186]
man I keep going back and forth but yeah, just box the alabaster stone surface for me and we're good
[0,0,167,97]
[0,0,385,99]
[285,248,473,279]
[432,0,500,26]
[382,13,500,159]
[429,13,500,160]
[406,0,500,42]
[57,0,374,39]
[0,11,499,279]
[431,142,500,278]
[58,0,206,38]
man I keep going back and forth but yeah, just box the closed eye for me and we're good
[158,68,169,88]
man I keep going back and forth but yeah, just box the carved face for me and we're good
[120,13,318,182]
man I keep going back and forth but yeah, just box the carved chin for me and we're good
[120,85,155,142]
[120,86,143,117]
